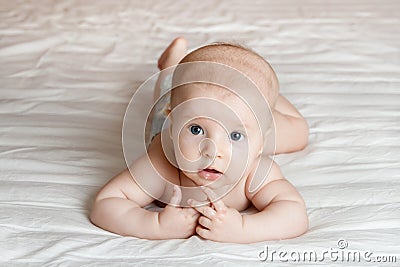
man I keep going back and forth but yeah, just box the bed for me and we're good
[1,0,399,266]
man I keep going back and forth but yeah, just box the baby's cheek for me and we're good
[177,137,200,161]
[228,140,260,168]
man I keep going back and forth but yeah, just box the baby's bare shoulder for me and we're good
[244,157,284,200]
[245,157,304,210]
[94,132,177,207]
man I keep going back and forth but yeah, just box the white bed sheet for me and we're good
[1,0,399,266]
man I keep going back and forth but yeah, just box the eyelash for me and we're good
[188,124,245,141]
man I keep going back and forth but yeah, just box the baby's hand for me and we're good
[188,187,244,243]
[157,185,200,239]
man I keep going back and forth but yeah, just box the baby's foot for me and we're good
[158,37,187,70]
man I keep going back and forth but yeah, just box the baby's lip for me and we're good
[198,168,223,181]
[203,168,222,174]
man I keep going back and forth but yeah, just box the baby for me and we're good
[90,37,309,243]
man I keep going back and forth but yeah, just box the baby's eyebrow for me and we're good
[232,122,251,131]
[179,112,252,131]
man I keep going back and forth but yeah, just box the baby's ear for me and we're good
[257,146,263,157]
[168,125,173,140]
[261,126,274,155]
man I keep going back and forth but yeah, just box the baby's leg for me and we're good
[146,38,187,142]
[273,95,309,154]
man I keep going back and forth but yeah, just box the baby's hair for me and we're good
[207,41,270,67]
[171,41,280,109]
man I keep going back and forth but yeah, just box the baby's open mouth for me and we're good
[198,168,223,181]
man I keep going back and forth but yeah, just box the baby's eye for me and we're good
[230,131,244,141]
[189,125,204,135]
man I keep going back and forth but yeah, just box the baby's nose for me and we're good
[199,138,225,159]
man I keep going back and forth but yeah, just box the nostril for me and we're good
[199,138,216,158]
[202,151,210,158]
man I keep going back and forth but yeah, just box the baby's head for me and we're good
[165,43,278,188]
[171,43,279,110]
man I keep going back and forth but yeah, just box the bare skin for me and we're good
[90,37,309,243]
[156,37,308,154]
[154,37,188,102]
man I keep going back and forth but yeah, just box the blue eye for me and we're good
[190,125,204,135]
[230,131,243,141]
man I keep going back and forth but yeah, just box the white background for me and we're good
[0,0,399,266]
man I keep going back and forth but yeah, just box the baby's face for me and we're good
[168,84,264,189]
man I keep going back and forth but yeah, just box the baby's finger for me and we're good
[169,185,182,206]
[196,225,211,240]
[188,199,216,218]
[201,186,225,212]
[183,207,200,218]
[187,198,208,208]
[198,216,212,229]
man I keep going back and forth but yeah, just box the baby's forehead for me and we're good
[172,84,259,123]
[175,83,245,105]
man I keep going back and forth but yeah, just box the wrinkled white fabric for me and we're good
[0,0,399,266]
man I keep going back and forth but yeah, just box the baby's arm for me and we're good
[90,165,161,238]
[90,135,199,239]
[273,95,309,154]
[188,159,308,243]
[242,160,308,242]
